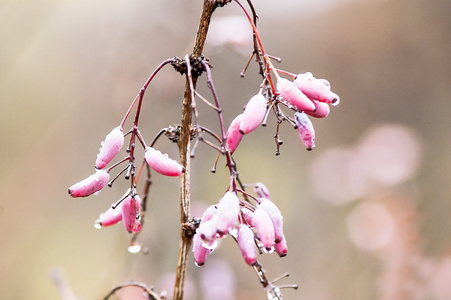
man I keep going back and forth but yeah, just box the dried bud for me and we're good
[253,182,271,200]
[95,203,123,228]
[252,206,275,251]
[144,147,184,177]
[237,224,257,266]
[277,78,315,112]
[193,233,210,267]
[294,72,340,105]
[239,93,267,134]
[294,111,315,151]
[274,234,288,257]
[216,191,240,234]
[305,100,330,118]
[121,195,142,233]
[68,169,110,198]
[258,198,284,243]
[95,126,124,169]
[226,114,244,154]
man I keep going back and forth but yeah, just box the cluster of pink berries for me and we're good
[68,124,184,233]
[226,71,339,153]
[193,183,286,267]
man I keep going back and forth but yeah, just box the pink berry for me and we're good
[294,72,340,105]
[95,203,123,228]
[121,195,142,233]
[258,198,284,243]
[68,169,110,198]
[305,100,330,118]
[239,93,267,134]
[277,78,315,112]
[252,206,275,251]
[226,114,244,154]
[216,191,240,234]
[95,126,124,169]
[294,111,315,151]
[274,234,288,257]
[253,182,271,200]
[144,146,184,177]
[241,206,254,227]
[193,233,209,267]
[237,224,257,266]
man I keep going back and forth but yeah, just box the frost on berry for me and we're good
[226,114,244,154]
[239,93,267,134]
[252,206,275,251]
[95,203,123,228]
[258,198,284,244]
[253,182,271,200]
[216,191,240,234]
[274,234,288,257]
[193,232,210,267]
[121,195,142,233]
[294,111,315,151]
[237,224,257,266]
[198,217,220,249]
[95,126,124,169]
[68,169,110,198]
[294,72,340,105]
[277,78,315,112]
[144,146,184,177]
[241,206,255,227]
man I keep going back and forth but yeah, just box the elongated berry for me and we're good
[305,100,330,118]
[239,93,267,134]
[193,233,209,266]
[197,217,219,248]
[95,203,123,228]
[277,78,315,112]
[252,206,275,251]
[294,111,315,151]
[226,114,244,154]
[95,126,124,169]
[253,182,271,200]
[216,191,240,234]
[237,224,257,266]
[241,206,254,227]
[68,169,110,198]
[258,198,284,243]
[121,195,141,233]
[294,72,340,105]
[274,234,288,257]
[144,146,184,177]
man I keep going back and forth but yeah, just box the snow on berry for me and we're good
[68,169,110,198]
[237,224,257,266]
[216,191,240,234]
[95,126,124,169]
[258,198,284,243]
[294,111,315,151]
[239,93,267,134]
[252,206,275,251]
[144,146,184,177]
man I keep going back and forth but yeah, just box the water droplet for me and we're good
[194,262,203,267]
[228,227,238,238]
[94,191,100,195]
[202,239,218,251]
[128,244,142,254]
[94,222,102,229]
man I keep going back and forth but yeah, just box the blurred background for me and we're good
[1,0,451,299]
